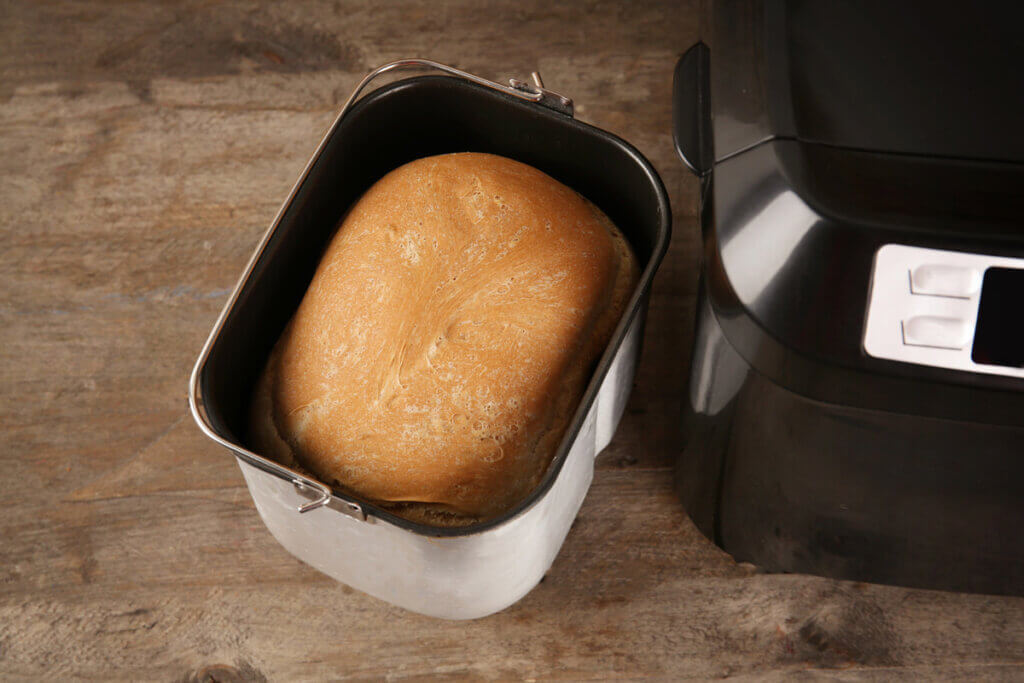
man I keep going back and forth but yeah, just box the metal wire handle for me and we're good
[293,479,366,518]
[339,58,574,118]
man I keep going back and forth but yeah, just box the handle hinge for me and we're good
[509,71,574,117]
[293,479,367,521]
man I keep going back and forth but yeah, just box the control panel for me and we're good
[863,244,1024,378]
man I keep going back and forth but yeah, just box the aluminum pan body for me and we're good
[237,311,642,619]
[190,62,671,618]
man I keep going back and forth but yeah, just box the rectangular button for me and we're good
[910,264,982,298]
[902,316,971,349]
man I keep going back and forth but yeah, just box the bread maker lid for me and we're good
[710,1,1024,165]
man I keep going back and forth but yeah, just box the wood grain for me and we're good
[1,1,1022,680]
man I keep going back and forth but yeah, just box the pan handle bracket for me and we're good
[293,479,367,521]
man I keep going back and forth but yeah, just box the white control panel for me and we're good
[863,244,1024,378]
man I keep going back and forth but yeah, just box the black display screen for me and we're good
[971,268,1024,368]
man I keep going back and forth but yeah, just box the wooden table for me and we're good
[2,2,1022,679]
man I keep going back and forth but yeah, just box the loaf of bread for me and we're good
[249,152,638,525]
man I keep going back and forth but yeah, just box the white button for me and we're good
[910,264,981,297]
[902,316,972,349]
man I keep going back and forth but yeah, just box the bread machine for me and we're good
[190,60,670,619]
[674,1,1024,595]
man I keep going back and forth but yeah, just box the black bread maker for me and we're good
[674,0,1024,595]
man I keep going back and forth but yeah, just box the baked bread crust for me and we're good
[249,153,638,524]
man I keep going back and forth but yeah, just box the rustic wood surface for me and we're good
[1,1,1022,680]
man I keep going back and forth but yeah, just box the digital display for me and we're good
[971,267,1024,368]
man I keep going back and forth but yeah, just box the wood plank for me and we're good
[2,470,1023,679]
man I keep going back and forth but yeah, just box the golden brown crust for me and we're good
[248,153,637,523]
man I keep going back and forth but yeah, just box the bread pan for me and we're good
[190,59,670,619]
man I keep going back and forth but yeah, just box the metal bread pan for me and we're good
[190,60,670,618]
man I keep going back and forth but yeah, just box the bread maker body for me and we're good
[674,1,1024,595]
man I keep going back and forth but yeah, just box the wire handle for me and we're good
[293,479,366,520]
[340,58,574,118]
